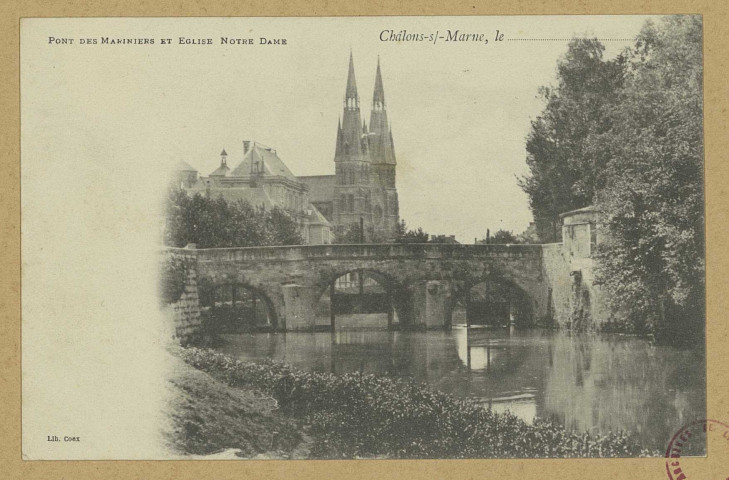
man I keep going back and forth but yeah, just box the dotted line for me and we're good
[507,38,634,42]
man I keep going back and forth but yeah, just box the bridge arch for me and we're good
[451,275,535,328]
[198,277,281,331]
[316,268,402,330]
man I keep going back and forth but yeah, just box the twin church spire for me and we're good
[345,51,359,105]
[335,53,396,165]
[345,53,385,108]
[372,57,385,109]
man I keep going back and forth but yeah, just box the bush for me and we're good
[177,347,655,459]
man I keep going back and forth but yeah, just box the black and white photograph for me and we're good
[20,15,706,462]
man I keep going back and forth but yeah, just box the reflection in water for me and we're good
[215,328,705,452]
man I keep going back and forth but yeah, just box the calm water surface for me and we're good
[215,325,705,452]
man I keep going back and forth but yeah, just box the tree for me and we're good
[163,190,303,248]
[394,219,408,239]
[266,207,304,246]
[483,229,519,244]
[515,224,540,244]
[592,16,704,343]
[333,223,364,244]
[519,38,625,242]
[398,228,429,244]
[394,219,430,244]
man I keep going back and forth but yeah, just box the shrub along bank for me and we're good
[178,347,655,459]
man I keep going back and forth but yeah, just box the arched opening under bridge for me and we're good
[451,278,534,329]
[200,283,277,333]
[315,269,399,330]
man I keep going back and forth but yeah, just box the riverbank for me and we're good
[163,354,313,458]
[172,345,658,459]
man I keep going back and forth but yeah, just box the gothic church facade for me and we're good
[300,53,400,242]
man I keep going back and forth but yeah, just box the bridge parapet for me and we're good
[195,243,544,263]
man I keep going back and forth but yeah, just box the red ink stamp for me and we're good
[665,419,729,480]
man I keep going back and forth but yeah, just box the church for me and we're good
[176,53,400,245]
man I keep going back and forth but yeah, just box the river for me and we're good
[214,321,705,453]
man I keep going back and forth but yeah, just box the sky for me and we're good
[26,16,657,242]
[150,16,655,242]
[20,15,660,459]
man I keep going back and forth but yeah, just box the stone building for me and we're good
[175,53,400,244]
[173,160,200,188]
[184,144,333,245]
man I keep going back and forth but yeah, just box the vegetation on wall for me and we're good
[159,254,190,305]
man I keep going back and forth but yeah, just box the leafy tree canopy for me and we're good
[592,16,704,341]
[164,188,303,248]
[519,38,625,242]
[488,229,520,244]
[395,219,430,244]
[519,16,704,341]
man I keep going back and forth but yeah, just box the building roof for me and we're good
[559,205,598,218]
[229,142,297,181]
[205,186,276,210]
[209,164,230,177]
[303,204,331,226]
[298,175,337,203]
[175,160,198,172]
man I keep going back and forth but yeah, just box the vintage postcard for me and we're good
[16,12,721,476]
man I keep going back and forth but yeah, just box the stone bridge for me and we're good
[190,243,551,331]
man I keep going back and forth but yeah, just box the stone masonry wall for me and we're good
[162,247,202,343]
[541,243,572,326]
[541,243,609,329]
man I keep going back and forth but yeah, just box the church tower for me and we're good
[331,53,399,242]
[334,52,373,235]
[367,57,399,240]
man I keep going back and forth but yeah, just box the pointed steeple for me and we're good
[373,56,385,108]
[335,117,344,156]
[368,58,396,165]
[210,148,230,177]
[336,52,366,163]
[345,50,358,102]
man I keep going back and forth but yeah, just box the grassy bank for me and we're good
[163,355,311,458]
[176,346,656,459]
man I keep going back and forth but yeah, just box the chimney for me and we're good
[243,141,251,155]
